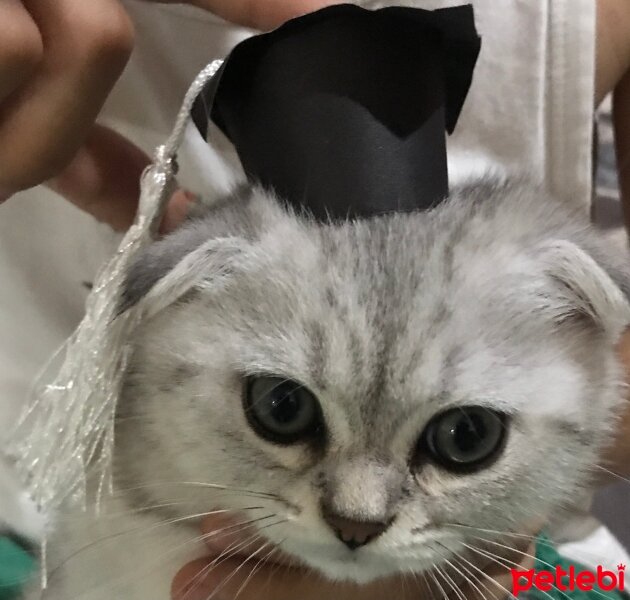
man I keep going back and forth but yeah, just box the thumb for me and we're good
[48,124,192,233]
[186,0,337,30]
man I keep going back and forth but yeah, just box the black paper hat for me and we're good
[191,4,481,221]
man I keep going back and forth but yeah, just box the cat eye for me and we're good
[420,407,507,472]
[244,376,323,445]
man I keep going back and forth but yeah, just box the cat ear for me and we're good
[538,239,630,335]
[119,227,248,316]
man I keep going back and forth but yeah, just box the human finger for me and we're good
[47,125,193,232]
[155,0,337,31]
[0,0,134,193]
[0,0,43,102]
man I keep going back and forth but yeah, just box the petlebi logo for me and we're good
[511,563,626,596]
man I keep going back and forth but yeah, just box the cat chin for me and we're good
[290,553,401,584]
[279,539,435,584]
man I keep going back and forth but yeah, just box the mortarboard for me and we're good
[191,3,481,221]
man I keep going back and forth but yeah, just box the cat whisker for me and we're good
[445,545,514,600]
[158,507,266,529]
[421,570,439,600]
[407,567,431,600]
[444,522,551,545]
[206,540,273,600]
[109,480,281,500]
[254,518,289,535]
[445,522,528,535]
[431,541,493,600]
[466,534,548,567]
[101,482,290,511]
[398,567,408,598]
[233,540,285,600]
[461,542,570,600]
[54,500,196,523]
[49,528,245,600]
[177,533,267,600]
[464,535,616,600]
[409,565,429,598]
[49,508,262,580]
[591,463,630,485]
[138,519,285,600]
[449,554,499,600]
[177,520,287,600]
[197,514,280,549]
[260,544,292,596]
[196,517,288,566]
[49,513,277,597]
[428,567,451,600]
[435,563,468,600]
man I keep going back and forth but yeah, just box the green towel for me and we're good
[0,537,36,600]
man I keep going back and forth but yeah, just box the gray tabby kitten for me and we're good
[30,177,630,598]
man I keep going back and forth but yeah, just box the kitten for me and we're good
[25,177,630,598]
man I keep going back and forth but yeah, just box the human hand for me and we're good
[0,1,189,231]
[0,1,333,232]
[171,513,537,600]
[154,1,336,31]
[0,2,137,219]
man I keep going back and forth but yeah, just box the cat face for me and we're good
[116,180,630,583]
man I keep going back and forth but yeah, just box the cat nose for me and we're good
[322,506,392,550]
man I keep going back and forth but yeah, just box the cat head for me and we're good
[116,179,630,583]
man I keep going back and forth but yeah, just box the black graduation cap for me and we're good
[191,4,481,221]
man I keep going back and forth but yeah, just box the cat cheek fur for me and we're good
[31,178,630,595]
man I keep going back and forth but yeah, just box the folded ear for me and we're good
[119,225,248,317]
[538,240,630,336]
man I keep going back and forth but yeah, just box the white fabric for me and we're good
[367,0,596,204]
[0,0,607,560]
[559,525,630,573]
